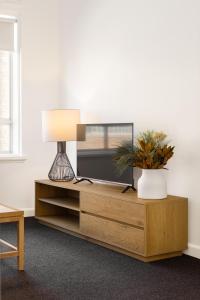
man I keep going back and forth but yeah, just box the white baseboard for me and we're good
[23,208,35,217]
[184,243,200,260]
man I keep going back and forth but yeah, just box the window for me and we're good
[0,16,20,156]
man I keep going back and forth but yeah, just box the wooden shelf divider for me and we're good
[39,197,80,211]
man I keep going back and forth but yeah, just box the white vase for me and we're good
[137,169,167,200]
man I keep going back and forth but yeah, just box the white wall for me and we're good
[0,0,61,215]
[0,0,199,259]
[60,0,200,258]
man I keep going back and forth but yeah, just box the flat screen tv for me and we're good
[77,123,133,185]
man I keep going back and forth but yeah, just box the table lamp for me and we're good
[42,109,80,182]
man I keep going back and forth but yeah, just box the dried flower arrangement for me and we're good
[114,130,174,174]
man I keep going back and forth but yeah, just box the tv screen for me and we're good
[77,123,133,184]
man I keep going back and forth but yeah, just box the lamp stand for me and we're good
[48,142,75,182]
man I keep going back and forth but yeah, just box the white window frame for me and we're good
[0,15,25,161]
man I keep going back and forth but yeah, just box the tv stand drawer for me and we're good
[80,212,145,255]
[80,192,145,228]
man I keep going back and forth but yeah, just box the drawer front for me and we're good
[80,213,145,255]
[80,192,145,228]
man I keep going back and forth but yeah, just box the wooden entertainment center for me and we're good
[35,180,188,262]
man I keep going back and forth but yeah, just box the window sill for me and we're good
[0,155,27,162]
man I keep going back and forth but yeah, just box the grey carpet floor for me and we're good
[0,218,200,300]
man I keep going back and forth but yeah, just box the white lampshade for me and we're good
[42,109,80,142]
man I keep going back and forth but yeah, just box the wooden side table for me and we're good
[0,204,24,271]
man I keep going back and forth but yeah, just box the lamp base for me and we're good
[48,142,75,182]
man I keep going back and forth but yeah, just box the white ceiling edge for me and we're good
[0,0,22,16]
[0,0,21,3]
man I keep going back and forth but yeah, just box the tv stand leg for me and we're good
[122,185,136,193]
[74,178,93,185]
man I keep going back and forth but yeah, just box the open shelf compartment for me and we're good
[36,214,79,233]
[35,182,80,233]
